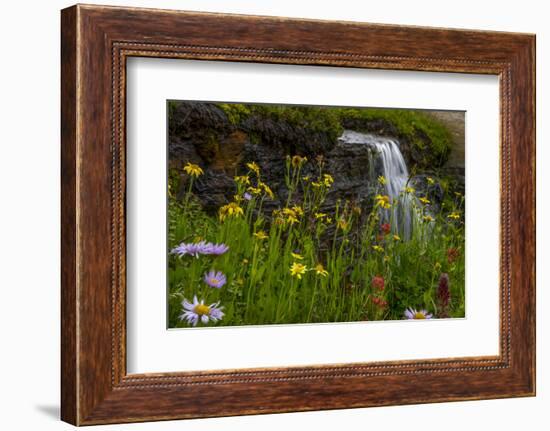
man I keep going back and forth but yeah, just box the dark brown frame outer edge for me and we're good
[61,4,535,426]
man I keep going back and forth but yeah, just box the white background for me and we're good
[0,0,547,430]
[127,59,500,373]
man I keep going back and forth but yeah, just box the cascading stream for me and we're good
[339,130,419,239]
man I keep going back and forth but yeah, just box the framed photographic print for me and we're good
[61,4,536,425]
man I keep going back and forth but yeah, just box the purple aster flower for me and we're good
[243,192,252,201]
[203,270,227,289]
[171,241,229,258]
[180,296,224,326]
[404,307,433,320]
[203,242,229,256]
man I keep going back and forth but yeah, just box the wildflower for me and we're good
[436,273,451,318]
[311,181,322,188]
[434,262,442,271]
[291,252,304,260]
[315,212,327,220]
[246,161,260,175]
[313,263,329,277]
[372,245,384,253]
[247,186,262,195]
[234,175,250,185]
[448,212,461,220]
[171,241,229,258]
[372,297,388,309]
[336,218,349,230]
[180,296,224,326]
[323,174,334,187]
[423,215,434,222]
[404,186,415,194]
[393,234,401,241]
[243,192,252,201]
[203,270,227,289]
[377,175,387,185]
[352,205,362,215]
[253,230,269,240]
[427,177,435,185]
[302,175,311,182]
[447,247,460,264]
[291,155,307,167]
[292,205,304,217]
[404,308,433,320]
[242,259,249,264]
[259,181,275,199]
[219,202,244,221]
[419,196,431,205]
[290,262,307,279]
[375,194,392,209]
[371,275,385,291]
[380,223,391,235]
[183,162,204,178]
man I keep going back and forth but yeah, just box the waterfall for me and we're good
[339,130,418,239]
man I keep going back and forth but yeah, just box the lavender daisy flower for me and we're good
[171,241,229,258]
[404,307,433,320]
[203,270,227,289]
[243,192,252,201]
[180,296,224,326]
[203,242,229,256]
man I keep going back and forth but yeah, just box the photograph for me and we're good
[167,101,466,328]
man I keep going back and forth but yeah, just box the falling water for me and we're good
[339,130,418,239]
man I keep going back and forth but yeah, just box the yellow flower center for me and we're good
[194,304,210,316]
[414,312,426,319]
[209,278,219,285]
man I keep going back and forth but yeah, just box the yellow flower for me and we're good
[247,186,262,195]
[183,162,203,178]
[254,230,269,240]
[377,175,387,185]
[246,161,260,175]
[419,196,431,205]
[259,181,275,199]
[311,181,322,188]
[326,216,333,223]
[302,175,311,182]
[434,262,442,271]
[234,175,250,185]
[393,234,401,241]
[323,174,334,187]
[313,263,329,277]
[427,177,435,185]
[290,262,307,279]
[372,245,384,253]
[315,212,327,219]
[423,215,434,222]
[375,194,392,209]
[336,218,349,230]
[292,205,304,217]
[287,215,299,225]
[291,155,307,167]
[448,212,461,220]
[242,259,249,264]
[404,186,415,194]
[291,252,304,260]
[219,202,244,221]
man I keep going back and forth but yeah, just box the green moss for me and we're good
[217,103,343,142]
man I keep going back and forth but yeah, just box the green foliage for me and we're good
[167,158,465,328]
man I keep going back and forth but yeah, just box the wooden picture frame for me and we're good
[61,4,535,425]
